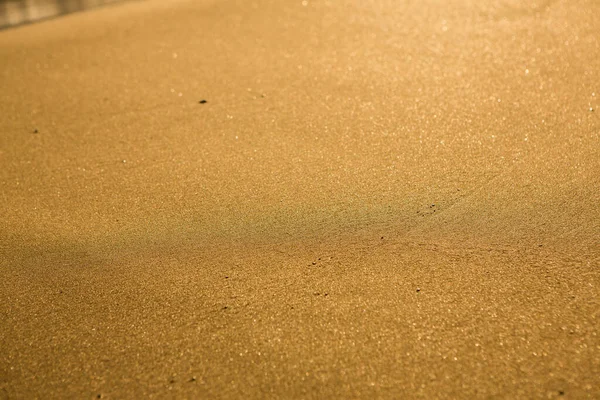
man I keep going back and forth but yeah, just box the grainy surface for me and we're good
[1,0,599,398]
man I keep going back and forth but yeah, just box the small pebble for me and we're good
[416,288,421,292]
[199,100,207,104]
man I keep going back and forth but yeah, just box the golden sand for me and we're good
[1,0,599,397]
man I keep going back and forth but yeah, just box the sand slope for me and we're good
[1,0,599,398]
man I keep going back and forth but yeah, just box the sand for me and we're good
[1,0,599,398]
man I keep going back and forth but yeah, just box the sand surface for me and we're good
[1,0,599,398]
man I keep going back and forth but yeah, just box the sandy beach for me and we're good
[1,0,599,398]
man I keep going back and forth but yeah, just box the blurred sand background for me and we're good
[0,0,126,28]
[1,0,599,398]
